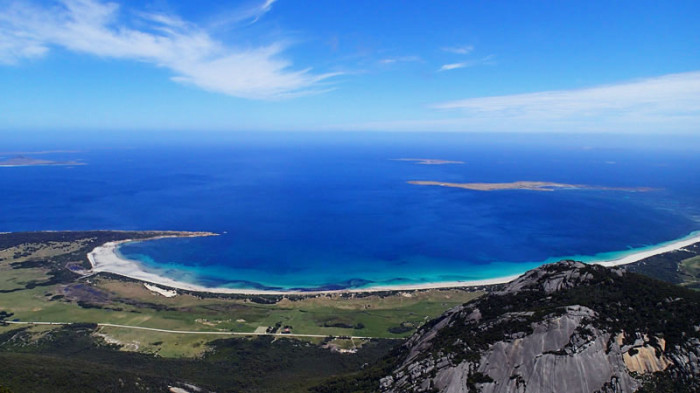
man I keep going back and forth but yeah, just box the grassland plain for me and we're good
[0,231,483,358]
[680,255,700,288]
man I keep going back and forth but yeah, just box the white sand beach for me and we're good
[144,283,178,297]
[86,231,700,295]
[594,232,700,267]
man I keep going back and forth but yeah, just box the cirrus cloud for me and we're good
[0,0,337,100]
[379,55,421,65]
[434,71,700,119]
[441,45,474,55]
[438,55,495,72]
[332,71,700,133]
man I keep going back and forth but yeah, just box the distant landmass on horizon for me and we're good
[0,155,84,167]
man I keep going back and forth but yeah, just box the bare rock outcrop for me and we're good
[378,261,700,393]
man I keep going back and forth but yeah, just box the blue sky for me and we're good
[0,0,699,133]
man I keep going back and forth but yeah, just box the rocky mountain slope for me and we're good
[376,261,700,393]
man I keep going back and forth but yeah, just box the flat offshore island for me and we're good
[391,158,465,165]
[407,180,654,192]
[0,155,84,167]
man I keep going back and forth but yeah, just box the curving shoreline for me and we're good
[86,231,700,295]
[594,231,700,267]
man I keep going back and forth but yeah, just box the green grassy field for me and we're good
[680,255,700,288]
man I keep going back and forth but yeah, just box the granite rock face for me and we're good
[498,260,599,294]
[379,261,700,393]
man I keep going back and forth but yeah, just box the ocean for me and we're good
[2,132,699,290]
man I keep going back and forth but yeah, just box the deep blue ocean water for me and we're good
[2,132,699,290]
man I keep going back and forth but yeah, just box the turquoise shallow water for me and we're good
[2,132,699,290]
[552,230,700,264]
[116,230,700,291]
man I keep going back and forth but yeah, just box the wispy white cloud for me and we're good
[379,55,421,65]
[0,0,335,99]
[439,62,469,71]
[261,0,277,13]
[441,45,473,55]
[434,71,700,116]
[334,71,700,133]
[438,55,494,72]
[209,0,278,28]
